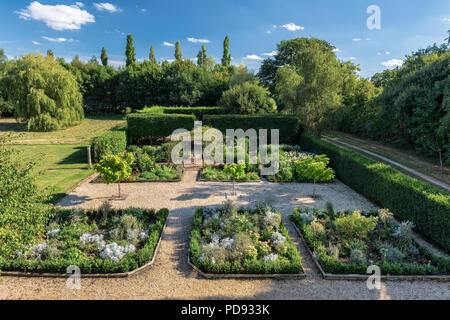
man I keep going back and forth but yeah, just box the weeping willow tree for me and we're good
[2,53,84,131]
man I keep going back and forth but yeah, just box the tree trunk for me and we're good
[118,181,121,199]
[233,179,236,196]
[439,151,443,174]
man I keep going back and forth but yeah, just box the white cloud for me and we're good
[382,58,404,68]
[42,36,75,43]
[32,41,40,45]
[163,42,175,47]
[262,51,277,57]
[366,37,371,41]
[244,54,263,60]
[187,37,210,44]
[280,22,304,31]
[75,2,84,7]
[349,57,357,60]
[108,60,125,67]
[141,8,147,13]
[15,1,95,31]
[443,17,450,22]
[353,38,362,41]
[332,48,340,53]
[385,51,391,55]
[93,3,120,13]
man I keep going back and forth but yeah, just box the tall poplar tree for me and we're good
[197,44,207,66]
[126,34,136,67]
[175,41,182,61]
[149,45,156,63]
[101,47,108,66]
[222,35,231,67]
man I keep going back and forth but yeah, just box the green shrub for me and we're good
[127,113,195,144]
[334,211,377,240]
[91,126,127,162]
[299,133,450,252]
[203,114,300,140]
[219,82,276,114]
[137,106,225,119]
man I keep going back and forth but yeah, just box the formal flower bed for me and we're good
[0,205,168,274]
[201,165,260,182]
[264,145,334,183]
[290,207,450,276]
[189,204,303,275]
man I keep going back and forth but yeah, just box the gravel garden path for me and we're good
[1,167,449,300]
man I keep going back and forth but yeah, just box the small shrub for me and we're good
[334,211,377,240]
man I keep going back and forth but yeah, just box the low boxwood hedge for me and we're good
[203,114,301,140]
[91,125,127,162]
[299,133,450,253]
[0,208,169,275]
[137,106,225,119]
[127,113,196,144]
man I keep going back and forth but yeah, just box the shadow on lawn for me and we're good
[57,146,88,165]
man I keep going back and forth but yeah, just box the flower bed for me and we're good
[290,207,450,277]
[0,206,169,275]
[201,165,260,182]
[189,204,304,276]
[264,145,334,183]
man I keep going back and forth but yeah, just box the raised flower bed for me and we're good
[290,207,450,280]
[200,165,260,182]
[189,204,305,279]
[0,206,168,277]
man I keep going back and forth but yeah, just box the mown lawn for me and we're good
[0,115,126,203]
[13,144,94,203]
[0,115,125,144]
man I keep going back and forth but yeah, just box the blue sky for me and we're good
[0,0,449,77]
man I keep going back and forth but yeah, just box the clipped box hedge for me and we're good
[299,134,450,252]
[203,114,301,139]
[91,125,127,162]
[138,106,225,119]
[127,113,196,143]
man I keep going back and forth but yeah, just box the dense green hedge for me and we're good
[0,209,169,274]
[137,106,225,119]
[299,134,450,252]
[91,125,127,162]
[127,113,196,143]
[203,114,300,139]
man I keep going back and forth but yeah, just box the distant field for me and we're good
[0,115,125,202]
[0,115,125,145]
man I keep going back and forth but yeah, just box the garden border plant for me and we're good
[0,208,169,278]
[290,208,450,281]
[299,134,450,253]
[188,205,306,279]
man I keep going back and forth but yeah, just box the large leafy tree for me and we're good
[0,49,13,118]
[126,34,136,67]
[219,81,275,114]
[101,47,108,67]
[2,53,84,131]
[197,44,207,67]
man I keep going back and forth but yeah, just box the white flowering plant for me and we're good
[1,207,168,275]
[190,205,303,275]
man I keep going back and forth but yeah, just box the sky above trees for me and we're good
[0,0,449,77]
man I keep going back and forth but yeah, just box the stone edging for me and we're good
[187,255,307,280]
[0,220,167,279]
[291,221,450,282]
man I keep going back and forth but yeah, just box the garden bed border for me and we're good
[291,221,450,282]
[0,220,168,279]
[187,254,307,280]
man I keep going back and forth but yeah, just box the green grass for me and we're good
[13,144,93,203]
[0,115,127,203]
[0,115,125,145]
[325,131,450,186]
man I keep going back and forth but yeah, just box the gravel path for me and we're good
[1,167,449,300]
